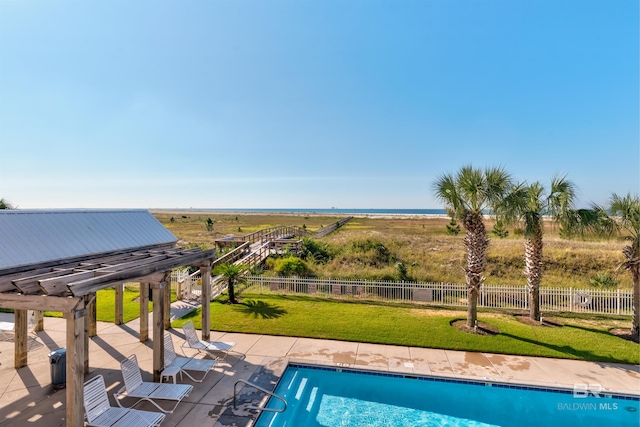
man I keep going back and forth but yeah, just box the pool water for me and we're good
[254,365,639,427]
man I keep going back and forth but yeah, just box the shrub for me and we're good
[300,237,331,263]
[446,219,460,235]
[492,220,509,238]
[274,256,311,276]
[395,262,410,281]
[588,273,619,289]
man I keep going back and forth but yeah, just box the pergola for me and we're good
[0,210,217,426]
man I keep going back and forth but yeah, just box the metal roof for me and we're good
[0,210,178,272]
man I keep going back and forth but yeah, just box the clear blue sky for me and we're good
[1,0,638,209]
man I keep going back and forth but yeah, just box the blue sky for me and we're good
[1,0,638,209]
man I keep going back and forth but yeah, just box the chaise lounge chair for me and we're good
[84,375,165,427]
[114,354,192,414]
[0,321,13,341]
[181,320,237,361]
[162,332,218,383]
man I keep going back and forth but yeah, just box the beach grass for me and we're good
[172,293,639,364]
[151,211,630,289]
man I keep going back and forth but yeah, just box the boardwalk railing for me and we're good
[315,217,353,238]
[244,276,634,316]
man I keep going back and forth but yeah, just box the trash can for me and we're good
[48,348,66,389]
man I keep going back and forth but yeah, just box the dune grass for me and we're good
[152,212,630,289]
[171,293,639,365]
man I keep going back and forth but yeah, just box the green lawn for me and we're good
[172,293,639,365]
[45,285,176,323]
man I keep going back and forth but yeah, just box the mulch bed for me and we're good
[514,315,563,328]
[451,319,500,336]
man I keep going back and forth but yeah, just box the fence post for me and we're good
[569,287,573,312]
[616,288,620,315]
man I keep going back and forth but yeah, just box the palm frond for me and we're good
[547,174,576,218]
[433,173,466,218]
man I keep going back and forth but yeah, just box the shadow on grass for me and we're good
[233,299,287,319]
[499,331,632,364]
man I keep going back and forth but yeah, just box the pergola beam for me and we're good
[69,249,216,297]
[0,294,83,312]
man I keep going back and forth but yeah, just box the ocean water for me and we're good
[186,208,446,215]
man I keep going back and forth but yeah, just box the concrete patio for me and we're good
[0,309,638,426]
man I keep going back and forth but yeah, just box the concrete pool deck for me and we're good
[0,310,638,426]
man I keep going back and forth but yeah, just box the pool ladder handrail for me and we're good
[233,379,287,413]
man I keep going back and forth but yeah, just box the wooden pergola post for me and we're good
[88,293,97,337]
[115,283,124,325]
[14,309,28,368]
[140,282,149,342]
[83,295,93,373]
[33,310,44,332]
[65,299,85,427]
[163,278,171,330]
[200,264,212,341]
[151,272,170,382]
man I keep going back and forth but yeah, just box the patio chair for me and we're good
[114,354,192,414]
[84,375,165,427]
[181,320,237,361]
[0,312,36,341]
[0,321,13,341]
[162,332,218,383]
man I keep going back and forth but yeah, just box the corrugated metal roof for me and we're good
[0,210,177,271]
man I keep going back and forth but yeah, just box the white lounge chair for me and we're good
[114,354,192,414]
[182,321,237,361]
[84,375,165,427]
[0,312,36,341]
[0,321,13,341]
[162,332,217,383]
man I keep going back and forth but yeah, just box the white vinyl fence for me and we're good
[244,276,634,316]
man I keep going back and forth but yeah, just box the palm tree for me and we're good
[563,193,639,340]
[433,165,513,328]
[500,176,576,321]
[610,193,640,340]
[213,262,248,304]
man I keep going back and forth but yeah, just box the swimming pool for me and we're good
[254,364,639,427]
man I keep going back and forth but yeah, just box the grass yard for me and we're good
[44,284,176,323]
[172,293,639,365]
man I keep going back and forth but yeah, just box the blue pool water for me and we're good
[255,365,639,427]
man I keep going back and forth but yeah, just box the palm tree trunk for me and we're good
[229,278,236,304]
[632,267,639,340]
[463,212,489,329]
[524,227,544,321]
[624,245,640,340]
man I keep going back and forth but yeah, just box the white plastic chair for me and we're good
[181,321,237,361]
[0,321,13,341]
[162,332,217,383]
[0,311,36,341]
[84,375,165,427]
[114,354,192,414]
